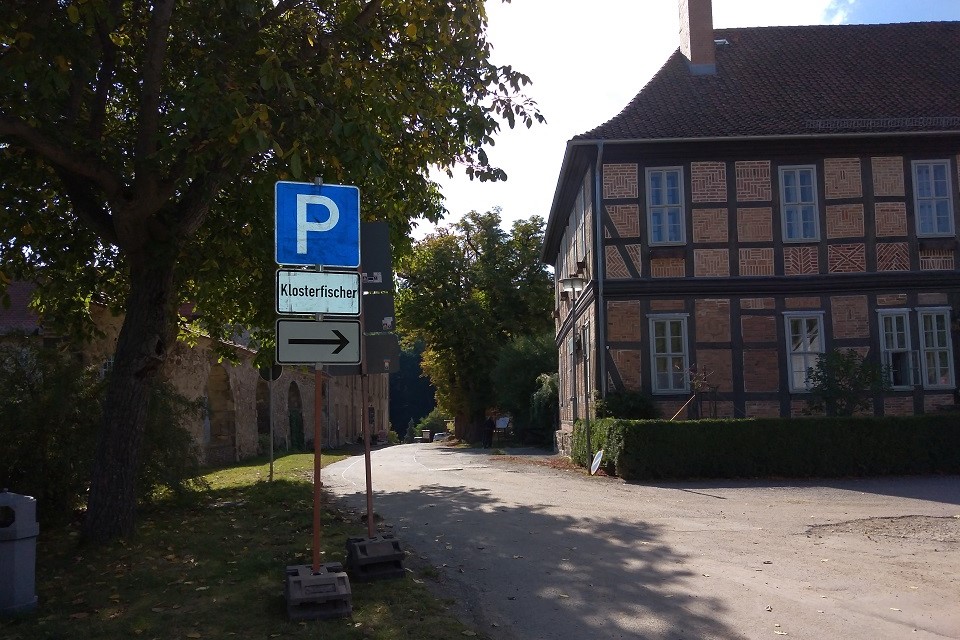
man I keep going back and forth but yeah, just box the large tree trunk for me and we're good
[83,254,177,543]
[453,409,486,445]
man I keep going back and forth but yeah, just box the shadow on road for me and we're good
[341,481,740,640]
[640,475,960,506]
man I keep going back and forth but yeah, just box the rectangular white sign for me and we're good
[276,270,360,315]
[276,319,361,364]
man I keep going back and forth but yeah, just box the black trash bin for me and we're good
[0,490,38,615]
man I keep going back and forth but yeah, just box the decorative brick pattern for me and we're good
[695,299,731,342]
[691,162,727,203]
[605,246,629,279]
[736,207,773,242]
[824,157,862,199]
[694,249,730,277]
[785,297,821,309]
[610,349,642,391]
[693,208,728,243]
[602,163,638,199]
[826,204,865,239]
[920,249,955,271]
[740,298,776,310]
[606,204,640,238]
[650,299,686,312]
[741,315,777,343]
[875,202,907,237]
[871,156,905,197]
[784,246,819,276]
[651,257,685,278]
[876,243,910,271]
[831,295,870,339]
[918,293,948,305]
[877,294,908,306]
[606,301,641,342]
[792,399,823,417]
[924,394,954,413]
[712,402,736,419]
[745,400,781,418]
[828,243,867,273]
[655,401,688,419]
[695,349,733,392]
[735,161,772,201]
[883,396,914,417]
[625,245,642,277]
[743,349,779,392]
[739,248,774,276]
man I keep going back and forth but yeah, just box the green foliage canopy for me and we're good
[0,0,542,542]
[396,211,552,440]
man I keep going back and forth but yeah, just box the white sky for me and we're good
[413,0,960,238]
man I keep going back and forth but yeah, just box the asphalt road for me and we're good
[323,443,960,640]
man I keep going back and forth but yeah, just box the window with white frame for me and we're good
[650,315,689,393]
[918,309,954,388]
[574,187,586,264]
[785,313,824,392]
[878,311,914,388]
[779,166,819,241]
[646,167,685,244]
[913,160,955,236]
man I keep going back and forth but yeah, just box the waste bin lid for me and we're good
[0,490,39,540]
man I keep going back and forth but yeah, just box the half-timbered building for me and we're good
[542,0,960,453]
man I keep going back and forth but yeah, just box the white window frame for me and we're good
[649,314,689,394]
[877,310,915,389]
[645,167,686,245]
[917,307,955,389]
[784,312,825,392]
[779,165,820,242]
[574,186,586,264]
[912,160,955,237]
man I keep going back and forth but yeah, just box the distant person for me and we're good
[483,416,495,448]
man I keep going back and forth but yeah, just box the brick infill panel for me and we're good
[691,161,727,203]
[735,161,771,202]
[824,157,862,199]
[693,208,728,243]
[603,163,638,199]
[871,156,905,197]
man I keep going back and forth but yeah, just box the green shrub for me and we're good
[595,390,659,420]
[416,408,449,436]
[387,429,400,445]
[0,341,206,522]
[572,415,960,481]
[806,349,890,416]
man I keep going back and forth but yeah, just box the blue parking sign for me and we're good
[275,181,360,267]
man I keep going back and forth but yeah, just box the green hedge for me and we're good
[572,415,960,481]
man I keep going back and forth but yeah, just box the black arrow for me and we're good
[289,330,349,354]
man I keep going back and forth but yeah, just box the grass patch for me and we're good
[0,451,485,639]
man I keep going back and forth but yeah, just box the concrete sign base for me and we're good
[284,563,352,620]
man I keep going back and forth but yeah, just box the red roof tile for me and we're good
[577,22,960,141]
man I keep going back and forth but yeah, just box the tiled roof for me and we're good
[0,281,41,334]
[577,21,960,141]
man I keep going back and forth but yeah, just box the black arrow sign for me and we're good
[289,330,349,354]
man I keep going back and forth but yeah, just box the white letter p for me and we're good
[296,194,340,254]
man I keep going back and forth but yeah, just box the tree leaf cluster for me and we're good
[396,210,553,441]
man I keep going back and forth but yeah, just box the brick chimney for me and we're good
[679,0,716,75]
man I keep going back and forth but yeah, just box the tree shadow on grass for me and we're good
[335,482,740,640]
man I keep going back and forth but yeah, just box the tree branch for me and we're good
[90,0,124,140]
[0,115,121,197]
[133,0,175,196]
[55,168,120,247]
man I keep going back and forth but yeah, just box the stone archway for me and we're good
[205,364,236,465]
[256,379,270,454]
[288,381,305,451]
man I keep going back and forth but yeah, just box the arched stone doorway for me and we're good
[288,381,305,451]
[205,364,236,465]
[256,379,270,454]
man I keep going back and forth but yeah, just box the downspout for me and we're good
[594,142,606,405]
